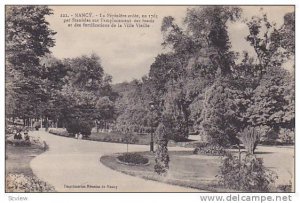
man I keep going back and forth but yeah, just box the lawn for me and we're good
[100,145,294,192]
[5,139,56,192]
[100,150,236,192]
[6,144,44,176]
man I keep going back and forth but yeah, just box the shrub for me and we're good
[94,132,139,144]
[5,126,15,135]
[218,153,277,192]
[279,128,294,144]
[6,139,31,147]
[201,79,243,147]
[155,140,170,175]
[6,135,47,150]
[124,133,139,144]
[48,129,69,137]
[5,125,24,136]
[66,119,92,137]
[117,153,149,165]
[238,127,260,154]
[154,122,170,175]
[259,139,283,146]
[6,173,55,192]
[193,143,227,156]
[277,183,292,192]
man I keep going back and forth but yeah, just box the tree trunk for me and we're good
[96,121,99,133]
[45,117,49,132]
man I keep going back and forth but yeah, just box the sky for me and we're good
[46,6,294,84]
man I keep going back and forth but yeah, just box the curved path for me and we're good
[30,131,203,192]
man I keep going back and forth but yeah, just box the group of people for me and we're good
[13,129,30,141]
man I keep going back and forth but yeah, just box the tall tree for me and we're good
[6,6,56,123]
[242,11,295,133]
[61,54,116,123]
[6,6,56,76]
[184,6,241,76]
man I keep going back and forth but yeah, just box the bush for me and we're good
[6,139,31,147]
[49,129,69,137]
[154,123,170,175]
[6,173,55,192]
[6,135,48,150]
[5,125,15,135]
[218,153,277,192]
[66,119,92,137]
[193,143,227,156]
[279,128,294,144]
[277,183,292,192]
[117,153,149,165]
[155,139,170,175]
[91,132,139,144]
[5,125,25,136]
[259,139,283,146]
[124,133,139,144]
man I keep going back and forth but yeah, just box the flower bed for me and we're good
[6,139,31,147]
[6,173,55,192]
[117,153,149,166]
[193,143,227,156]
[48,129,70,137]
[6,135,48,150]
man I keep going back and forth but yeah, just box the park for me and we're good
[5,5,295,193]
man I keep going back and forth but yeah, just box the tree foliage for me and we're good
[114,7,294,151]
[6,6,116,126]
[5,6,57,121]
[6,6,56,75]
[60,54,116,123]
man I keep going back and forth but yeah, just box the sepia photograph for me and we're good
[4,5,295,193]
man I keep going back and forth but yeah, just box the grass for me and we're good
[5,140,56,192]
[6,144,45,176]
[101,145,294,192]
[100,150,237,192]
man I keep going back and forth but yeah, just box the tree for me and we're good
[245,12,287,78]
[242,12,295,139]
[278,12,295,58]
[60,54,116,124]
[6,6,56,75]
[184,6,241,76]
[238,66,294,144]
[200,77,247,146]
[5,6,56,124]
[156,6,243,144]
[114,77,157,134]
